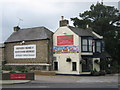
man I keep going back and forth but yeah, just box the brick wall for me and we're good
[4,40,52,64]
[0,47,4,62]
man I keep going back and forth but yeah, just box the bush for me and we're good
[2,66,12,71]
[16,66,25,71]
[20,69,28,73]
[9,70,16,73]
[94,60,100,64]
[2,61,7,65]
[91,68,100,76]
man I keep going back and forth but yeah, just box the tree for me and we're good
[71,2,120,65]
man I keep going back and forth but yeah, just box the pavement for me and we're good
[1,74,119,88]
[1,74,119,85]
[1,80,31,85]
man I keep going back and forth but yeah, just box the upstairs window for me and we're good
[95,41,102,53]
[82,37,93,52]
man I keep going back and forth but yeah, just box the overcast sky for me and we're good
[0,0,119,43]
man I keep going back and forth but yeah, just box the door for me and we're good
[82,57,92,72]
[54,62,58,71]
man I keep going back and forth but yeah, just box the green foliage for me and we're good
[9,70,16,73]
[20,69,28,73]
[94,60,100,64]
[91,68,100,76]
[80,60,86,64]
[2,61,7,65]
[2,66,12,71]
[16,66,28,73]
[16,66,25,71]
[71,2,120,66]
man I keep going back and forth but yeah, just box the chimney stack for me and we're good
[59,16,69,27]
[14,26,20,32]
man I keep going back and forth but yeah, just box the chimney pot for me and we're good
[61,16,64,20]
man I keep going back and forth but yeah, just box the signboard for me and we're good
[14,44,36,59]
[10,74,26,79]
[53,46,79,54]
[57,35,74,45]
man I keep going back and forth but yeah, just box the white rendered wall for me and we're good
[53,26,81,74]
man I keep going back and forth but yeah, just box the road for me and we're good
[2,74,119,88]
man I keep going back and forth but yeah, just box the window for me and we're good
[101,41,105,52]
[82,37,93,52]
[72,62,77,71]
[88,39,92,52]
[54,62,58,70]
[96,41,101,53]
[82,39,88,51]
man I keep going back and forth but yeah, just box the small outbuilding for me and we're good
[4,26,53,71]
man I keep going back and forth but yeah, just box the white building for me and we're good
[53,16,109,75]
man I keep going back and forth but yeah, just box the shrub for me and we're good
[91,68,100,76]
[80,60,86,64]
[16,66,25,71]
[20,69,28,73]
[2,66,12,71]
[94,60,100,64]
[9,70,16,73]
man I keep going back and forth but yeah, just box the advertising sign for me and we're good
[14,44,36,59]
[57,35,74,45]
[53,46,79,54]
[10,74,26,79]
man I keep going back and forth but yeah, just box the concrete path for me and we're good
[1,80,31,85]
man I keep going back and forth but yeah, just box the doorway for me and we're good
[82,57,92,72]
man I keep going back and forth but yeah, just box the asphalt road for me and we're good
[2,74,119,88]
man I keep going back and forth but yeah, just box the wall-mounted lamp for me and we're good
[20,41,25,45]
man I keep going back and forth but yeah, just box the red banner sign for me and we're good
[10,74,26,79]
[57,35,74,45]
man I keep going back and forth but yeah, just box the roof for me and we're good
[68,26,100,39]
[5,27,53,43]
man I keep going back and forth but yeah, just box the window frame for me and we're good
[95,40,103,53]
[81,37,93,52]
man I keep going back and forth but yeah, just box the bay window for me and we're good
[82,37,93,52]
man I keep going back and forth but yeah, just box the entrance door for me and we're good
[54,62,58,70]
[82,58,92,72]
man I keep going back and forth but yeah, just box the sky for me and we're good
[0,0,119,43]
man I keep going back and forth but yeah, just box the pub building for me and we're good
[4,26,53,71]
[53,16,110,75]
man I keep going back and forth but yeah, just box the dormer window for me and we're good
[81,37,93,52]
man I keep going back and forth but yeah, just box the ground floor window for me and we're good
[54,62,58,70]
[72,62,77,71]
